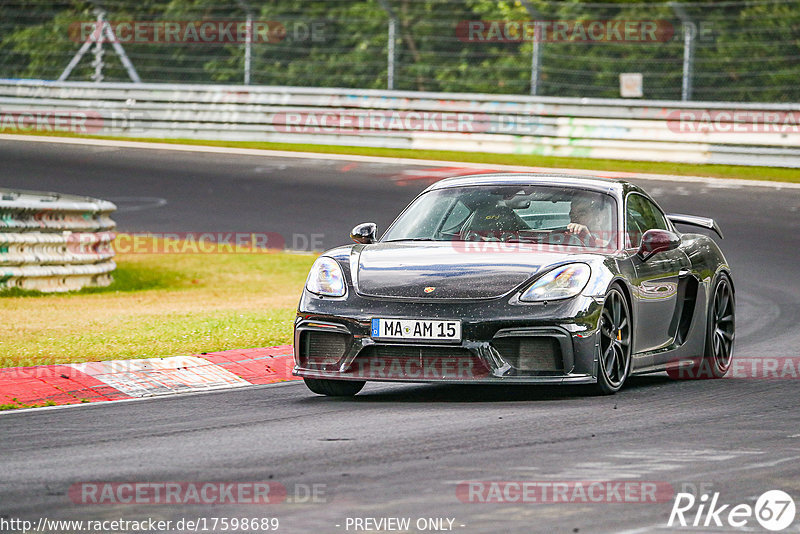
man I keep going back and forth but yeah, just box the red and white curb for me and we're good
[0,346,299,410]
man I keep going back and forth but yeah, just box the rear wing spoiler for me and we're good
[667,214,724,239]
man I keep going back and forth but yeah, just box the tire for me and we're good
[703,273,735,377]
[686,273,736,379]
[594,286,632,395]
[303,377,365,397]
[670,273,734,380]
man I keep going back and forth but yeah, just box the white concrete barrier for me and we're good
[1,80,798,167]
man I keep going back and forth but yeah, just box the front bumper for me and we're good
[292,292,603,385]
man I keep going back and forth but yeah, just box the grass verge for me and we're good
[0,400,57,411]
[0,247,316,368]
[7,131,800,183]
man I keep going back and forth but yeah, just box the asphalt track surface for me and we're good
[2,139,800,533]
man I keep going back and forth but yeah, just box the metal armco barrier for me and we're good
[0,189,116,292]
[1,80,799,167]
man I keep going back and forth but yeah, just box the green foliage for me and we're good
[0,0,798,101]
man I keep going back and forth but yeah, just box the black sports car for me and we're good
[293,173,734,395]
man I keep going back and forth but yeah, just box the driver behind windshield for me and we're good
[566,194,612,247]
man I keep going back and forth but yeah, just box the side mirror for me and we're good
[637,229,681,261]
[351,222,377,244]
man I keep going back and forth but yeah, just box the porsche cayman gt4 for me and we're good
[293,173,734,396]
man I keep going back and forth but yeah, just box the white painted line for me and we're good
[2,133,799,190]
[0,380,302,416]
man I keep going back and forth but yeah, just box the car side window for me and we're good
[626,194,669,247]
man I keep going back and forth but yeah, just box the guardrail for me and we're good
[1,80,799,167]
[0,189,116,292]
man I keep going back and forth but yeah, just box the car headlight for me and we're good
[306,257,346,297]
[520,263,591,302]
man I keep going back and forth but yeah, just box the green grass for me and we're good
[0,247,316,368]
[0,400,56,411]
[9,130,800,183]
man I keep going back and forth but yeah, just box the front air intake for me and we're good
[299,330,350,368]
[491,337,564,373]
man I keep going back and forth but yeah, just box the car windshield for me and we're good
[382,184,618,249]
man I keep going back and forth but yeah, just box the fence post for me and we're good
[236,0,254,85]
[91,10,105,83]
[244,13,253,85]
[377,0,398,90]
[521,0,542,96]
[671,3,695,101]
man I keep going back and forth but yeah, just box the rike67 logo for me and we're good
[668,490,796,531]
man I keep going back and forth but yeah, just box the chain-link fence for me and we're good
[1,0,798,102]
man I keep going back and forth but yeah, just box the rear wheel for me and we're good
[594,286,632,395]
[706,274,735,376]
[303,377,365,397]
[671,273,734,379]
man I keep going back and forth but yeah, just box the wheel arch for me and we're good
[608,277,634,320]
[705,267,734,317]
[608,276,635,360]
[718,267,735,294]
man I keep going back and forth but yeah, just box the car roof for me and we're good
[425,173,631,196]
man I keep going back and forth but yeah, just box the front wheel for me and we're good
[594,286,632,395]
[303,377,365,397]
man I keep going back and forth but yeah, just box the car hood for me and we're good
[354,242,578,300]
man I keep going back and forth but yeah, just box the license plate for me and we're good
[371,318,461,341]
